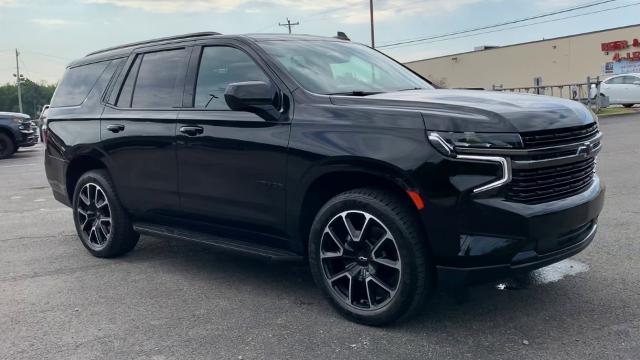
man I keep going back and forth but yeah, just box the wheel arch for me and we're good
[65,155,108,203]
[0,125,17,144]
[292,160,428,254]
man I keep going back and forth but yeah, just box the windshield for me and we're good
[258,40,433,95]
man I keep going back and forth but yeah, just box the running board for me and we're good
[133,223,303,262]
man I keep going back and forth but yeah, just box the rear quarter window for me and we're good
[51,61,111,107]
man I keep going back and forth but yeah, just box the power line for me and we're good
[385,1,640,52]
[19,56,30,80]
[299,0,434,23]
[378,0,619,49]
[251,0,430,33]
[20,50,71,63]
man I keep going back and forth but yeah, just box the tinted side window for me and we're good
[194,47,270,110]
[606,77,623,85]
[131,49,186,108]
[116,55,142,108]
[622,76,640,84]
[51,61,110,107]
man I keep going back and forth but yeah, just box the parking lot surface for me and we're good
[1,114,639,360]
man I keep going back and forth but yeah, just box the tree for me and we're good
[0,80,56,119]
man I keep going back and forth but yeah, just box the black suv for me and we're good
[0,112,39,158]
[45,33,604,325]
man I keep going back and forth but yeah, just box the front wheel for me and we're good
[308,188,432,326]
[0,133,16,159]
[72,170,139,258]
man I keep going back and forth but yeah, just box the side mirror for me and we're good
[224,81,278,111]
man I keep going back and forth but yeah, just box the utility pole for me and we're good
[370,0,375,48]
[14,49,24,113]
[278,18,299,34]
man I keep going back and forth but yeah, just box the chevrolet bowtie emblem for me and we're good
[576,142,593,156]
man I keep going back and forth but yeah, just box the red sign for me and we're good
[612,52,640,62]
[601,40,629,51]
[602,39,640,62]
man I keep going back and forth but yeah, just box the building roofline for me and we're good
[404,23,640,64]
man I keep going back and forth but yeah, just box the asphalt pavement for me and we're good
[1,114,639,359]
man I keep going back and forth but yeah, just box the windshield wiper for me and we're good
[327,91,382,96]
[396,87,425,91]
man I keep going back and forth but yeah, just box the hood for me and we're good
[330,89,596,133]
[0,112,30,120]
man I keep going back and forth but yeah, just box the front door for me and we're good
[605,77,624,103]
[101,47,189,218]
[176,44,291,241]
[621,75,640,103]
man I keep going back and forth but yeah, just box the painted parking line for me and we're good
[39,208,71,212]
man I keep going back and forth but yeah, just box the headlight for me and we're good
[428,131,522,157]
[12,117,24,125]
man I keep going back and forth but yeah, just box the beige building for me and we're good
[405,24,640,90]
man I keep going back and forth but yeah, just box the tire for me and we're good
[308,188,432,326]
[0,133,16,159]
[72,169,139,258]
[623,104,635,108]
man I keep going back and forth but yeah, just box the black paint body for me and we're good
[44,34,604,286]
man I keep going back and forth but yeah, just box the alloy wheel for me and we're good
[76,183,112,249]
[320,210,402,310]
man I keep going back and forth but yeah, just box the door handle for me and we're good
[106,124,125,133]
[180,126,204,136]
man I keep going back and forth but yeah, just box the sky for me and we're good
[0,0,639,84]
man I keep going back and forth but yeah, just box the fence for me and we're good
[492,77,605,112]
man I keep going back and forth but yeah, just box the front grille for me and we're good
[520,123,598,148]
[507,157,595,204]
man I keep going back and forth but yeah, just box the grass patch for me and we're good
[597,107,638,117]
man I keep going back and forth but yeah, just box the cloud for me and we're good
[532,0,585,8]
[83,0,251,13]
[295,0,483,24]
[82,0,482,23]
[31,18,73,26]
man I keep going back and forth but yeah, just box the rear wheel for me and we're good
[72,170,139,258]
[0,133,16,159]
[623,104,635,108]
[308,188,432,326]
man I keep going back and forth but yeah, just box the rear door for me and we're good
[101,46,189,218]
[176,42,291,242]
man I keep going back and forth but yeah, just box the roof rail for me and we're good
[86,32,222,57]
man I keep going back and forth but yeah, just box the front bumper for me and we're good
[17,129,39,147]
[433,176,604,287]
[437,221,597,287]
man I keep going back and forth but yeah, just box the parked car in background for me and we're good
[45,33,604,325]
[598,73,640,108]
[0,112,39,159]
